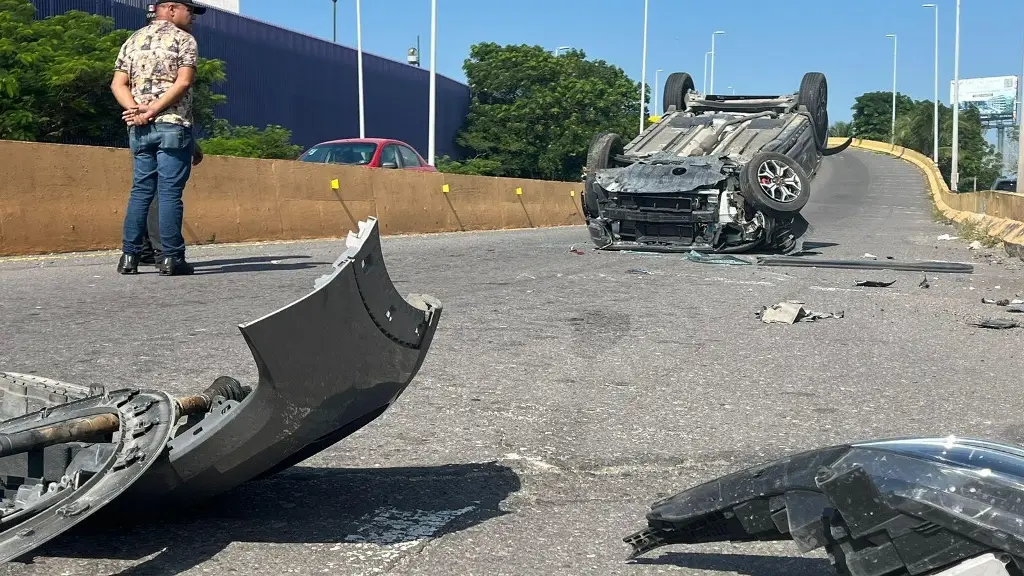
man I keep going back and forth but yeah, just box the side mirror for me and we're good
[381,161,398,169]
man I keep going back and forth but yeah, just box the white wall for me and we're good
[198,0,240,13]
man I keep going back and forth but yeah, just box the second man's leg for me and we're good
[119,125,158,274]
[154,123,194,276]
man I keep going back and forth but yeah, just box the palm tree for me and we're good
[828,121,852,138]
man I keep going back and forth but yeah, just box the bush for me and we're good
[198,121,303,159]
[435,155,502,176]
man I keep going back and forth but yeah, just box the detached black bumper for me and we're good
[625,436,1024,576]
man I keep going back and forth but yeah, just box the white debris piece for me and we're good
[758,302,844,324]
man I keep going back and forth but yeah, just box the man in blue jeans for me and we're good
[110,0,207,276]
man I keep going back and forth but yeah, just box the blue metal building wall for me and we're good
[28,0,471,158]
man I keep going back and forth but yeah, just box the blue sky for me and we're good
[239,0,1023,125]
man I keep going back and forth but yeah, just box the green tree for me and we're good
[829,121,852,137]
[198,120,303,159]
[850,91,915,141]
[191,58,228,137]
[448,43,643,181]
[0,0,225,146]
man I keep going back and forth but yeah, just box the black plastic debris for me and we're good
[624,436,1024,575]
[627,268,651,275]
[969,318,1021,329]
[854,280,895,288]
[919,276,930,288]
[757,256,974,274]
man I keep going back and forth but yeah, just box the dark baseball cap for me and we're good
[153,0,207,14]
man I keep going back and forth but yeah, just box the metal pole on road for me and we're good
[952,0,961,190]
[356,0,365,138]
[710,30,724,94]
[639,0,648,134]
[428,0,437,165]
[886,34,897,145]
[923,3,938,163]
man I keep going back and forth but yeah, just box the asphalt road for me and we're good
[1,148,1023,575]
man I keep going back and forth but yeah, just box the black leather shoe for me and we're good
[117,253,139,274]
[140,251,163,266]
[159,256,194,276]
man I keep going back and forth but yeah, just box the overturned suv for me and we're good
[582,71,852,254]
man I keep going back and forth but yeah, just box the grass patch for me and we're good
[955,217,1002,248]
[931,203,953,224]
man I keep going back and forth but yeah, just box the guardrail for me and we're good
[0,139,587,257]
[830,137,1024,248]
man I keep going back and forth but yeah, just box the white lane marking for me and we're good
[330,506,477,572]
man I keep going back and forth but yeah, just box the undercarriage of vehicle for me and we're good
[582,71,852,255]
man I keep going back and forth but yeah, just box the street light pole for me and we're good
[710,31,724,94]
[886,34,897,145]
[332,0,337,42]
[428,0,437,165]
[355,0,365,138]
[1017,41,1024,184]
[924,3,938,163]
[654,69,662,114]
[639,0,649,133]
[952,0,961,190]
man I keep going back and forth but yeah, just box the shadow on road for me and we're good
[631,551,832,575]
[193,255,311,267]
[18,462,521,575]
[185,255,331,275]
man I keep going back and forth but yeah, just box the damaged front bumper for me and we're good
[0,216,442,561]
[124,217,442,505]
[587,160,809,255]
[625,436,1024,576]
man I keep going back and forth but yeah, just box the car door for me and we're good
[396,145,430,172]
[379,144,401,169]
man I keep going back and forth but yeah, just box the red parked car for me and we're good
[297,138,437,172]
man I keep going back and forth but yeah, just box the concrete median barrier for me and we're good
[0,140,587,257]
[830,137,1024,251]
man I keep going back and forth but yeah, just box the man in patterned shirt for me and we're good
[110,0,207,276]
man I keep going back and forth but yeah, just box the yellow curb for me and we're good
[830,137,1024,247]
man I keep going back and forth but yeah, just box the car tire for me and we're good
[798,72,829,149]
[662,72,695,113]
[739,151,811,213]
[583,132,623,218]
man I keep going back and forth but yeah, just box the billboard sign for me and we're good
[950,76,1018,122]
